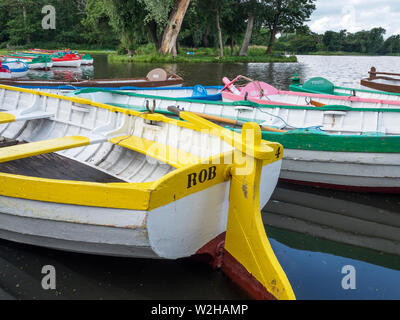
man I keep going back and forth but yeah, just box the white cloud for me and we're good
[308,0,400,37]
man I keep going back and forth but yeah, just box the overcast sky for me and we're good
[307,0,400,37]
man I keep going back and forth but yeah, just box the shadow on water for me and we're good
[0,239,248,300]
[0,182,399,300]
[265,182,400,300]
[2,54,400,300]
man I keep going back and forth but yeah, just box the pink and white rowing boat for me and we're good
[222,76,400,109]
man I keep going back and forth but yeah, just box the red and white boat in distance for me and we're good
[51,53,82,68]
[222,76,400,109]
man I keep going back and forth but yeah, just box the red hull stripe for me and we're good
[194,233,277,300]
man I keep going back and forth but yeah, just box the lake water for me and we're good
[2,55,400,300]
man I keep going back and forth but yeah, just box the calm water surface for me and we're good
[2,55,400,300]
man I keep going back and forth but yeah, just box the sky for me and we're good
[307,0,400,37]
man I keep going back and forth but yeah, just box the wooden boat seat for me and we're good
[0,110,54,124]
[0,136,91,163]
[110,135,202,168]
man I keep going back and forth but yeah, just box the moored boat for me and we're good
[71,88,400,193]
[0,84,293,300]
[51,53,82,67]
[222,75,400,109]
[361,67,400,93]
[3,55,54,70]
[12,51,82,68]
[23,85,222,100]
[290,74,400,102]
[0,61,29,78]
[80,54,94,65]
[0,68,184,89]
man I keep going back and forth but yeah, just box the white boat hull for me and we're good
[280,149,400,192]
[0,161,279,259]
[52,59,82,68]
[81,59,94,65]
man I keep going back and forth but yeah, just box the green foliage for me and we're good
[108,44,297,63]
[81,0,119,47]
[0,0,397,57]
[318,28,391,55]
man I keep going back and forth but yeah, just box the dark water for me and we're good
[2,54,400,300]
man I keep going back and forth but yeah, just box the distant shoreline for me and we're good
[298,51,400,57]
[108,54,297,64]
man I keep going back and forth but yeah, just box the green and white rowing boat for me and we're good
[289,74,400,102]
[71,88,400,193]
[4,55,53,70]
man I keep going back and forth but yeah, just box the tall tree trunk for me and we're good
[266,29,278,54]
[22,6,30,43]
[266,14,280,54]
[159,0,191,57]
[147,21,161,51]
[239,12,255,56]
[230,36,234,56]
[202,26,210,47]
[216,7,224,57]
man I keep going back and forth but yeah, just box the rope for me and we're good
[253,105,323,131]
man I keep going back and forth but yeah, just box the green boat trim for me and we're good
[73,88,400,113]
[235,128,400,154]
[290,74,400,97]
[81,54,93,60]
[107,103,400,154]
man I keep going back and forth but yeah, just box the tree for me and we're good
[261,0,315,54]
[104,0,148,55]
[138,0,190,56]
[290,34,316,53]
[159,0,191,56]
[239,0,257,56]
[81,0,119,47]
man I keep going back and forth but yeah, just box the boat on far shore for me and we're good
[0,61,29,78]
[360,67,400,93]
[0,68,184,89]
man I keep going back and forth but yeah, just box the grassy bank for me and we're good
[108,45,297,63]
[109,54,297,63]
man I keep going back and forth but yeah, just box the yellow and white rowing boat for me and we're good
[0,85,294,300]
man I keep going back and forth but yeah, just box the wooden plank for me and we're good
[0,112,16,124]
[0,136,91,163]
[110,135,202,168]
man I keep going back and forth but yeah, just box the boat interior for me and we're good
[0,86,233,185]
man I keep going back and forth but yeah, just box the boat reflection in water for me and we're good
[264,182,400,300]
[0,182,399,300]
